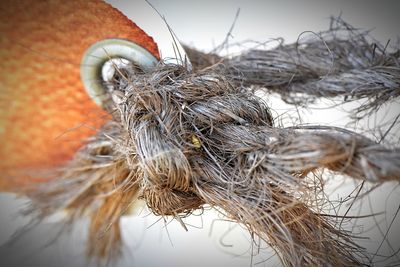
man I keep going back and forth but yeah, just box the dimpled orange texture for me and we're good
[0,0,159,191]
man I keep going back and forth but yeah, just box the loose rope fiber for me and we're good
[23,18,400,267]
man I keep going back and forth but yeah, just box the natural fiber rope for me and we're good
[186,17,400,117]
[24,18,400,267]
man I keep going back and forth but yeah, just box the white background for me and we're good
[1,1,400,266]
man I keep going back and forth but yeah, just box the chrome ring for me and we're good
[80,38,158,107]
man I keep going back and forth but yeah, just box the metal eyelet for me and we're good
[80,38,158,107]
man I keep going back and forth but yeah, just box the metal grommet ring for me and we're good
[80,38,158,107]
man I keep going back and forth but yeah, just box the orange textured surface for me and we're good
[0,0,159,190]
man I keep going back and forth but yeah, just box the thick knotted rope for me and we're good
[24,18,400,267]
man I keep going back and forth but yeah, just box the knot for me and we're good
[143,186,204,216]
[135,122,193,191]
[110,64,273,215]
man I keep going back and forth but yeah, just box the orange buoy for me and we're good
[0,0,159,190]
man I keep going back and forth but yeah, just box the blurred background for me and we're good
[1,0,400,266]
